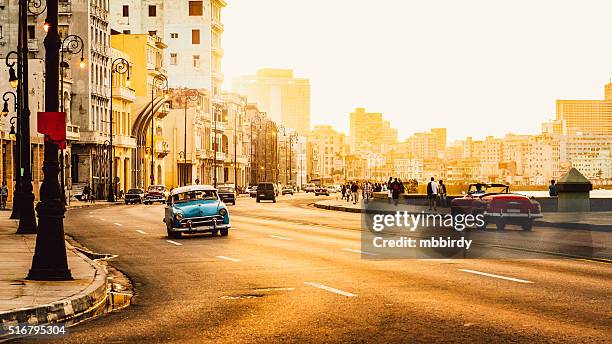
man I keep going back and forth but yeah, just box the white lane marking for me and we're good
[113,222,123,227]
[136,230,147,235]
[99,218,105,221]
[270,235,292,241]
[216,255,241,262]
[459,269,533,284]
[304,282,357,297]
[166,240,182,246]
[342,248,378,256]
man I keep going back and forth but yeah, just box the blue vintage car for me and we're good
[163,185,231,238]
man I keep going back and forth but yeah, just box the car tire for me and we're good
[211,229,219,236]
[220,229,229,236]
[144,202,150,205]
[521,221,533,231]
[256,198,260,203]
[273,198,276,203]
[233,201,236,205]
[496,221,506,231]
[167,225,181,239]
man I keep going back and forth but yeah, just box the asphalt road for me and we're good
[16,193,611,343]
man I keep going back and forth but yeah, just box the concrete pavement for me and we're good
[0,210,107,339]
[15,194,611,343]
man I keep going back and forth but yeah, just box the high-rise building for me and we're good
[349,108,397,156]
[305,125,348,184]
[554,82,612,136]
[232,69,311,134]
[109,0,225,96]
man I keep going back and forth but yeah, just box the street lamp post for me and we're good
[4,55,21,220]
[181,89,198,186]
[149,74,168,187]
[2,93,18,202]
[59,34,85,204]
[108,57,130,201]
[248,113,262,185]
[289,132,298,187]
[29,0,72,280]
[211,102,226,188]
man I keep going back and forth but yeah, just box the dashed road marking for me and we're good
[459,269,533,284]
[270,235,292,241]
[113,223,123,227]
[99,218,105,221]
[216,255,241,262]
[304,282,357,297]
[136,230,147,235]
[342,248,378,256]
[166,240,182,246]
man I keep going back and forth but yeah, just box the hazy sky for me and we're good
[222,0,612,141]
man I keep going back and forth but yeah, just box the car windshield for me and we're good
[127,189,142,194]
[468,185,508,194]
[218,187,234,193]
[173,190,218,203]
[147,186,165,193]
[258,184,273,190]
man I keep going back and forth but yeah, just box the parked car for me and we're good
[282,186,294,195]
[256,182,276,203]
[314,185,330,196]
[327,185,341,193]
[450,183,542,230]
[218,185,236,205]
[144,185,168,205]
[163,185,231,238]
[124,188,145,204]
[304,183,316,193]
[247,185,258,198]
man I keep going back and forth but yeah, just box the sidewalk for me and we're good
[0,211,108,335]
[314,198,612,231]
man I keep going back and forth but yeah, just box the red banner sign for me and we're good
[37,112,66,149]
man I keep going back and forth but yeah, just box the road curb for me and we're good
[0,243,108,336]
[313,202,610,231]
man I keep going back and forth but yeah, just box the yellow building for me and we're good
[109,47,137,194]
[554,83,612,136]
[111,33,170,188]
[232,69,311,134]
[349,108,397,156]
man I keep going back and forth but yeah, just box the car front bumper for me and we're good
[170,222,231,233]
[145,196,165,202]
[484,211,543,219]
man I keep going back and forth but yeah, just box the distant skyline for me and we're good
[222,0,612,141]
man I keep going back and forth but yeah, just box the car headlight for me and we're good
[175,212,183,221]
[219,208,227,216]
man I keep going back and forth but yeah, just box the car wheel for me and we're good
[521,221,533,231]
[233,201,236,205]
[167,225,181,239]
[144,202,149,205]
[220,229,229,236]
[273,198,276,203]
[211,229,219,236]
[496,221,506,231]
[256,198,260,203]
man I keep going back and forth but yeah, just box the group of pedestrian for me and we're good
[426,177,447,211]
[82,184,95,204]
[341,181,363,205]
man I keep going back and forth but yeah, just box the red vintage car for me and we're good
[450,183,542,230]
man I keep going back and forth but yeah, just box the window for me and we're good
[191,29,200,44]
[148,30,157,36]
[0,26,3,39]
[193,55,200,68]
[189,1,203,16]
[122,5,129,17]
[148,5,156,17]
[27,25,35,39]
[170,53,177,65]
[170,33,178,39]
[123,30,131,34]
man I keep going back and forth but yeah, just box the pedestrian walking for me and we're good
[549,180,557,197]
[427,177,438,211]
[82,184,91,203]
[391,178,400,206]
[363,181,372,204]
[351,181,359,204]
[439,180,447,207]
[341,184,347,200]
[0,181,8,209]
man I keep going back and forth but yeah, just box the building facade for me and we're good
[233,69,311,134]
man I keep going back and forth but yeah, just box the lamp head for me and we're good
[1,101,9,117]
[43,19,50,33]
[8,67,18,89]
[125,77,131,87]
[79,57,86,69]
[9,124,16,140]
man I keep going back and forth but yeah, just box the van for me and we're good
[256,182,276,203]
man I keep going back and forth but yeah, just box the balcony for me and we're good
[59,1,72,14]
[212,121,225,132]
[112,86,136,102]
[27,39,39,51]
[155,139,170,158]
[156,102,170,119]
[211,46,224,57]
[212,18,224,32]
[215,151,226,162]
[92,42,109,56]
[66,124,80,141]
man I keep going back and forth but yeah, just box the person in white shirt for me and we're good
[426,177,438,211]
